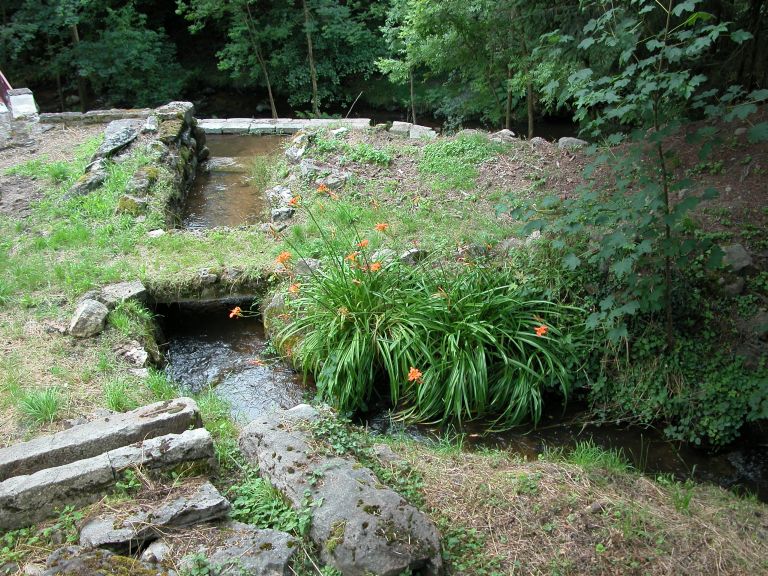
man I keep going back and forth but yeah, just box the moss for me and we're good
[158,119,184,143]
[325,520,347,553]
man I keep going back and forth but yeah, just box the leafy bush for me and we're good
[277,236,584,429]
[229,472,308,536]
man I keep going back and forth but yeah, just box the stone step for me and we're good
[198,117,371,135]
[0,428,214,531]
[0,397,201,481]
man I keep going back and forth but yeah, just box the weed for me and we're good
[567,440,631,473]
[229,471,306,535]
[420,135,503,190]
[438,518,504,576]
[146,368,178,400]
[114,468,142,497]
[104,378,140,412]
[657,474,696,513]
[195,389,242,471]
[108,300,155,341]
[18,387,64,424]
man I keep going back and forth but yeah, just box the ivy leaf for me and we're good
[747,122,768,143]
[706,246,724,269]
[562,253,581,270]
[671,0,697,17]
[578,37,596,50]
[611,257,634,279]
[731,30,753,44]
[748,89,768,102]
[607,324,629,342]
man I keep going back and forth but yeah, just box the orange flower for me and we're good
[368,261,382,272]
[229,306,242,319]
[408,367,423,383]
[345,251,360,262]
[534,325,549,337]
[317,183,330,194]
[374,223,389,232]
[329,191,339,200]
[247,358,266,366]
[288,195,301,207]
[357,239,369,248]
[275,251,292,264]
[288,283,300,294]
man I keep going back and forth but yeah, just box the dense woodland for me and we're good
[1,0,766,132]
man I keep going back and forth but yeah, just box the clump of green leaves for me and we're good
[229,471,309,536]
[420,135,503,190]
[18,387,64,424]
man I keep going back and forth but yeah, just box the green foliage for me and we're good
[0,506,83,566]
[656,474,696,513]
[195,389,242,471]
[312,132,392,166]
[420,135,503,190]
[104,378,140,412]
[438,518,503,576]
[146,369,178,401]
[229,471,308,536]
[18,387,63,424]
[279,231,583,428]
[114,469,142,497]
[564,440,630,474]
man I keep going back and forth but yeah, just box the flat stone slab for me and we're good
[240,406,443,576]
[0,397,201,480]
[198,118,371,135]
[95,119,139,158]
[98,280,147,309]
[80,481,230,552]
[43,546,172,576]
[0,428,214,530]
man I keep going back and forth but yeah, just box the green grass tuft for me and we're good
[18,387,64,424]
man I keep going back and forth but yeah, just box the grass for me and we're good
[17,387,64,424]
[542,439,632,474]
[420,134,504,190]
[103,377,140,412]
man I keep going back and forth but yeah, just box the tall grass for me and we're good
[277,231,584,429]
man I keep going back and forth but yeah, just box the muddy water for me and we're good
[157,300,310,423]
[182,135,285,229]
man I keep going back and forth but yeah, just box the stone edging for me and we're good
[197,117,372,134]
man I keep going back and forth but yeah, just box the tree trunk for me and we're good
[302,0,320,116]
[69,24,87,112]
[244,4,278,119]
[409,68,416,124]
[505,66,512,131]
[526,80,534,138]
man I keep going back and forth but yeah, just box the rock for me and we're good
[80,481,230,551]
[260,223,287,234]
[390,121,413,137]
[66,163,107,197]
[285,145,306,164]
[721,276,745,296]
[197,269,218,285]
[271,207,295,222]
[204,523,298,576]
[330,127,348,137]
[116,194,149,215]
[494,236,524,255]
[529,136,549,148]
[299,159,322,178]
[155,101,195,125]
[147,229,165,238]
[0,398,201,480]
[262,293,287,336]
[722,243,754,274]
[316,171,350,190]
[43,546,171,576]
[489,129,516,143]
[126,167,159,197]
[291,132,309,146]
[113,341,149,368]
[98,280,147,310]
[371,248,397,263]
[558,136,588,150]
[22,563,45,575]
[267,186,294,206]
[68,299,109,338]
[203,157,246,174]
[198,145,210,162]
[157,119,185,144]
[95,120,139,159]
[734,127,747,137]
[240,406,443,576]
[748,311,768,339]
[295,258,322,276]
[456,244,489,260]
[409,124,437,139]
[400,248,428,266]
[370,444,402,466]
[0,429,214,531]
[141,541,170,564]
[142,115,159,134]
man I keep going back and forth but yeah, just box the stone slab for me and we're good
[207,523,298,576]
[8,88,38,119]
[240,406,443,576]
[0,397,201,480]
[390,121,412,136]
[198,118,372,134]
[0,429,214,530]
[221,119,253,134]
[98,280,147,309]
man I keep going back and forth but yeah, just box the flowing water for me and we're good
[158,300,309,423]
[182,135,285,229]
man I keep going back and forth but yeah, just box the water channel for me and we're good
[164,133,768,502]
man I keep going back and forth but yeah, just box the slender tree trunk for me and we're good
[302,0,320,116]
[526,80,534,138]
[484,66,503,128]
[505,66,512,131]
[69,24,87,112]
[409,68,416,124]
[244,4,278,119]
[56,72,64,111]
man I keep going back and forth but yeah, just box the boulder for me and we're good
[66,163,107,197]
[204,523,298,576]
[116,194,149,215]
[409,124,437,139]
[69,299,109,338]
[316,171,350,190]
[240,406,443,576]
[271,207,295,222]
[113,340,149,368]
[330,127,349,137]
[400,248,428,266]
[529,136,549,148]
[389,121,412,137]
[141,541,170,565]
[267,186,294,206]
[43,546,171,576]
[98,280,147,310]
[722,243,754,274]
[300,159,322,178]
[80,481,230,551]
[285,145,306,164]
[294,258,322,276]
[558,136,588,150]
[155,101,195,126]
[95,120,139,159]
[489,129,516,143]
[142,115,159,134]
